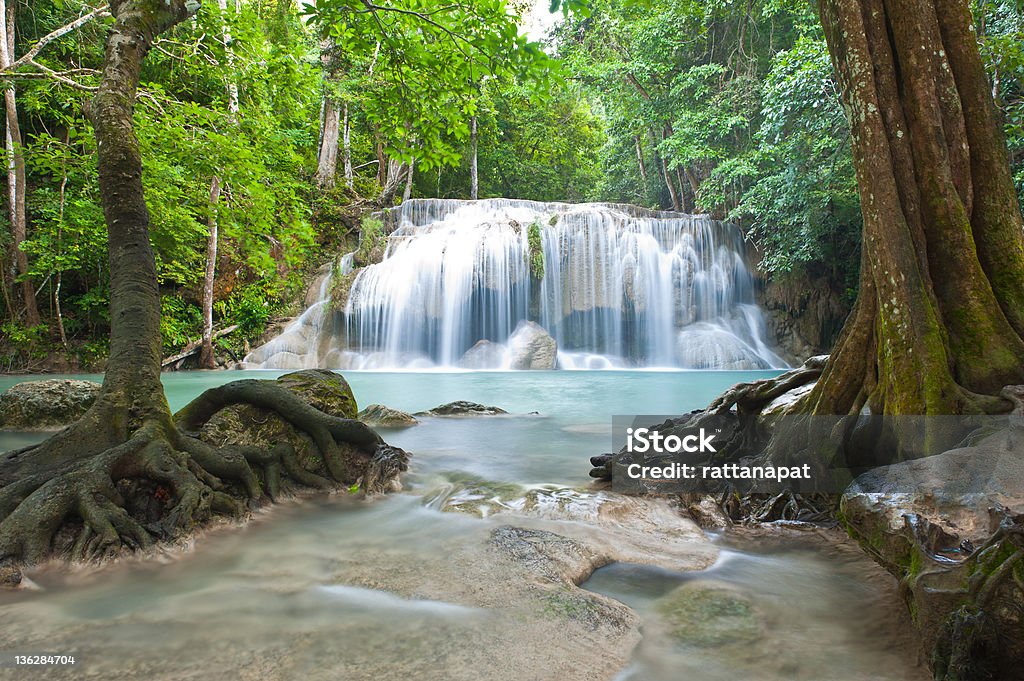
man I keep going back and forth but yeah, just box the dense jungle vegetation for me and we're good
[1,0,1021,370]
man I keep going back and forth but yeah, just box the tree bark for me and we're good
[0,1,39,326]
[215,0,238,117]
[470,115,479,200]
[403,156,414,202]
[199,176,221,370]
[342,102,353,190]
[808,0,1024,417]
[633,135,647,183]
[315,97,340,189]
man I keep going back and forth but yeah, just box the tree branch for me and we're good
[1,5,111,74]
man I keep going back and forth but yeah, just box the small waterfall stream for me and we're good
[245,199,786,370]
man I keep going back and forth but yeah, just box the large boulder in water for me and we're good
[198,370,407,494]
[841,425,1024,679]
[458,339,506,369]
[506,321,557,370]
[359,403,418,428]
[0,379,101,430]
[675,323,768,370]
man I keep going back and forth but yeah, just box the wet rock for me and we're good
[655,581,763,646]
[424,474,525,517]
[359,404,419,428]
[458,340,506,369]
[417,401,508,417]
[841,425,1024,679]
[0,379,101,430]
[506,321,557,370]
[489,526,607,585]
[686,495,732,530]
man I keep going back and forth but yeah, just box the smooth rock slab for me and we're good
[0,379,101,430]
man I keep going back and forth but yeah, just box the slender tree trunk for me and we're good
[196,0,237,370]
[808,0,1024,417]
[216,0,238,117]
[634,135,647,183]
[342,103,353,190]
[403,157,415,202]
[199,176,221,370]
[470,115,479,200]
[0,2,39,326]
[55,143,69,351]
[380,157,406,206]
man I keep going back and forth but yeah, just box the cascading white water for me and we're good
[244,199,787,370]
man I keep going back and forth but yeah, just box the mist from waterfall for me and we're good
[244,199,787,371]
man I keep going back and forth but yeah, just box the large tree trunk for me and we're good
[0,0,400,579]
[807,0,1024,417]
[0,1,39,327]
[315,97,340,189]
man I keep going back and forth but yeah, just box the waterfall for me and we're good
[244,199,787,370]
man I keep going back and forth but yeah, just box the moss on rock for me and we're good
[654,582,762,647]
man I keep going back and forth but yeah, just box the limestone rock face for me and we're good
[841,427,1024,679]
[359,404,419,428]
[0,379,101,430]
[506,321,557,370]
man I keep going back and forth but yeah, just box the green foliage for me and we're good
[355,216,387,266]
[306,0,558,171]
[527,220,545,279]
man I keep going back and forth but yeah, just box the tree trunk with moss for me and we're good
[0,0,403,582]
[808,0,1024,417]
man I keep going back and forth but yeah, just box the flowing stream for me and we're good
[0,370,926,681]
[244,200,787,371]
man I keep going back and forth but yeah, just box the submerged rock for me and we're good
[506,321,557,370]
[417,401,508,417]
[841,425,1024,679]
[655,581,763,646]
[359,404,419,428]
[0,378,101,430]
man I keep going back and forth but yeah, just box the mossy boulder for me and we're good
[199,369,361,478]
[0,379,102,430]
[416,401,508,417]
[654,581,762,646]
[359,404,418,428]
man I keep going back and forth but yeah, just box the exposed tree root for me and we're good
[0,376,408,583]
